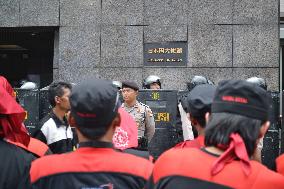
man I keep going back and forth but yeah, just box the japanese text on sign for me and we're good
[148,48,183,54]
[144,42,187,67]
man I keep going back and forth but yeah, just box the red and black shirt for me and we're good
[30,141,153,189]
[0,139,35,189]
[147,148,284,189]
[174,135,205,149]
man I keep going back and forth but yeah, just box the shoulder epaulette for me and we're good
[138,102,149,108]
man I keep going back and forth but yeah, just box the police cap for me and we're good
[122,81,139,91]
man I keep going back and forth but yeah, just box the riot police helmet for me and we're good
[208,79,215,85]
[246,77,267,91]
[186,75,208,91]
[143,75,161,89]
[20,81,37,89]
[112,80,122,90]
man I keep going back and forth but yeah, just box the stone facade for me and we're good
[0,0,279,91]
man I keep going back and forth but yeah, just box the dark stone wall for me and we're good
[0,0,279,90]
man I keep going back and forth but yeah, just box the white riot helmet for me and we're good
[186,75,209,91]
[112,80,122,90]
[246,77,267,91]
[20,81,37,90]
[143,75,161,89]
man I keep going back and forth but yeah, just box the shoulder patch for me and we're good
[139,102,149,108]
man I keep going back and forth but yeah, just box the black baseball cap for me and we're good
[187,84,216,117]
[70,78,120,132]
[122,81,139,91]
[211,80,270,121]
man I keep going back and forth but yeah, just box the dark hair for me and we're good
[205,113,266,157]
[191,115,206,128]
[75,113,117,140]
[77,127,109,141]
[48,81,72,107]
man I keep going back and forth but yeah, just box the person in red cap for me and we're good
[147,80,284,189]
[0,76,16,98]
[0,75,51,158]
[0,83,35,188]
[174,84,216,149]
[30,78,153,189]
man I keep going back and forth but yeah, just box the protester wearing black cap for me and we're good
[121,81,155,149]
[176,75,212,143]
[174,84,216,149]
[30,78,153,189]
[147,80,284,189]
[0,82,35,189]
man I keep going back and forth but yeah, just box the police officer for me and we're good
[0,82,35,189]
[143,75,161,90]
[121,81,155,148]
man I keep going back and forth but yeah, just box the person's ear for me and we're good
[55,96,61,104]
[259,121,270,139]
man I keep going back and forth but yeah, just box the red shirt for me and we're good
[276,154,284,176]
[174,135,205,149]
[149,148,284,189]
[8,137,50,157]
[30,142,153,189]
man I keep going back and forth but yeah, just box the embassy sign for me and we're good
[144,42,187,67]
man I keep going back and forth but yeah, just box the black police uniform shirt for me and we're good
[30,141,153,189]
[32,111,74,154]
[0,139,35,189]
